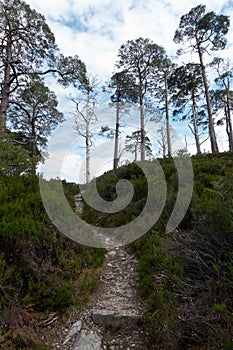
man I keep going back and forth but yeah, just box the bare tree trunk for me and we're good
[198,48,218,153]
[113,98,120,169]
[134,144,137,162]
[192,91,201,154]
[72,80,97,184]
[185,135,188,151]
[0,38,12,132]
[226,92,233,151]
[157,126,167,158]
[162,144,166,158]
[164,73,172,157]
[86,120,91,183]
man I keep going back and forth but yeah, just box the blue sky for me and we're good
[26,0,233,78]
[24,0,233,181]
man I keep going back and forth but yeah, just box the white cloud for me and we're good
[25,0,233,79]
[25,0,233,180]
[27,0,71,19]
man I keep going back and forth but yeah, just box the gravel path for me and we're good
[38,194,150,349]
[39,246,150,349]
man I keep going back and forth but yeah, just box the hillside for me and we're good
[0,153,233,349]
[0,176,105,349]
[83,152,233,349]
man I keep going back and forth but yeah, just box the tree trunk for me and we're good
[192,90,201,154]
[86,120,90,183]
[225,91,233,152]
[139,79,145,161]
[113,89,120,169]
[113,121,120,169]
[31,138,37,175]
[31,113,37,175]
[164,73,172,157]
[134,144,137,162]
[0,38,12,132]
[140,98,145,161]
[197,47,219,153]
[162,142,166,158]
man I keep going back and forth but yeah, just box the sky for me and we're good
[26,0,233,78]
[23,0,233,182]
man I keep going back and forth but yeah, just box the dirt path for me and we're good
[39,247,150,349]
[38,195,150,349]
[74,246,150,349]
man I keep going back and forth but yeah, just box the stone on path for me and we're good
[107,250,117,257]
[92,309,143,330]
[63,320,82,345]
[72,330,102,350]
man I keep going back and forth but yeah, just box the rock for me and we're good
[63,320,82,345]
[107,250,117,257]
[74,194,82,201]
[72,330,102,350]
[92,309,143,330]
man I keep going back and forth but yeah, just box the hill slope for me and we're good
[1,153,233,349]
[0,176,105,349]
[83,153,233,349]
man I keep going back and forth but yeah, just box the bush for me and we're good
[0,175,105,349]
[82,153,233,349]
[0,132,32,176]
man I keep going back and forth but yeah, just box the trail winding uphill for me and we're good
[69,246,149,349]
[39,194,150,349]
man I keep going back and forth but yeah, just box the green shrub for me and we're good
[0,175,105,348]
[84,153,233,349]
[0,132,32,176]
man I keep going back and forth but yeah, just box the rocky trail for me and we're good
[38,194,150,349]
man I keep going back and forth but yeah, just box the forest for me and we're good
[0,1,232,171]
[0,0,233,349]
